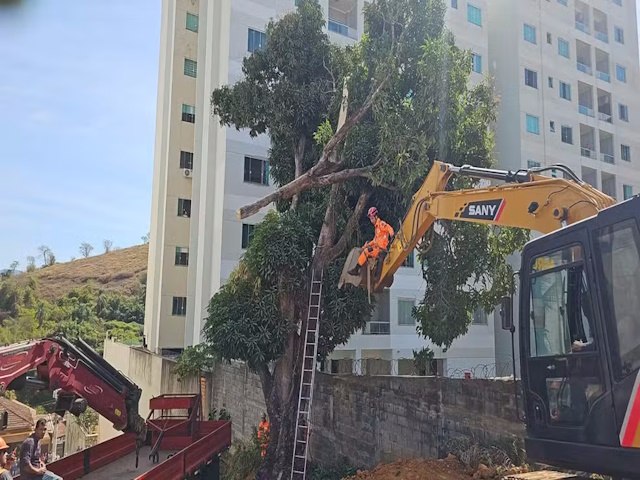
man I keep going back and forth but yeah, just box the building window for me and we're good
[615,26,624,44]
[547,32,552,44]
[612,0,622,5]
[398,299,415,326]
[451,0,458,8]
[528,160,541,169]
[186,12,198,32]
[526,114,540,135]
[172,296,187,316]
[621,144,631,161]
[557,0,568,5]
[242,224,256,249]
[616,64,627,82]
[558,38,569,58]
[244,156,269,185]
[561,125,573,144]
[180,151,194,169]
[524,24,536,44]
[548,76,554,88]
[623,185,634,200]
[181,104,195,123]
[175,247,189,266]
[619,104,629,122]
[178,198,191,217]
[471,53,482,73]
[559,81,571,100]
[467,4,482,26]
[402,251,414,268]
[248,28,266,52]
[472,307,488,325]
[524,68,538,88]
[184,58,197,78]
[549,120,556,132]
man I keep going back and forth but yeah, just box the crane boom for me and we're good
[342,161,615,292]
[0,336,144,436]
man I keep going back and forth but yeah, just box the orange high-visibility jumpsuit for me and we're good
[357,218,394,266]
[257,419,270,457]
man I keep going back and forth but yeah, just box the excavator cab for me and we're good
[512,195,640,479]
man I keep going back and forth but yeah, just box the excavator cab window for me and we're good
[594,218,640,380]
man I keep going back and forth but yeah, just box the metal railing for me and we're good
[328,20,357,39]
[577,62,593,75]
[578,104,594,116]
[600,152,615,164]
[581,147,596,158]
[595,31,609,43]
[596,70,611,82]
[575,21,590,34]
[598,111,612,123]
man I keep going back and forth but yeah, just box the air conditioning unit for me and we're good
[183,168,192,178]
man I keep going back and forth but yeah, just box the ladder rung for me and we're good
[295,454,306,459]
[297,425,308,429]
[296,439,307,443]
[300,396,310,400]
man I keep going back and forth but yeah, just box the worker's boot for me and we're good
[347,264,361,276]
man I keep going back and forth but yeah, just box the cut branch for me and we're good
[237,160,382,219]
[237,75,390,219]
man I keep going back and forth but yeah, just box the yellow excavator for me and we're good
[340,160,640,479]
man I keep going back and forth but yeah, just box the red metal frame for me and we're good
[37,394,231,480]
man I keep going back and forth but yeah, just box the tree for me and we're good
[103,239,113,253]
[37,245,54,267]
[26,256,36,272]
[141,232,150,244]
[79,243,94,258]
[207,1,526,476]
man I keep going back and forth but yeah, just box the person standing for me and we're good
[19,419,62,480]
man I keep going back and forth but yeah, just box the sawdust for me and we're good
[343,456,473,480]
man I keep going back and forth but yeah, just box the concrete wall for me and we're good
[99,339,202,442]
[205,360,524,469]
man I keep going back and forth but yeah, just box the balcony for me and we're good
[593,9,609,43]
[595,49,610,82]
[597,88,612,124]
[577,62,592,74]
[575,21,590,34]
[328,0,358,39]
[575,2,590,34]
[581,166,598,189]
[600,153,615,164]
[365,321,390,335]
[581,147,596,158]
[579,105,595,116]
[601,172,617,199]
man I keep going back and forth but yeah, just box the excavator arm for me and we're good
[341,161,615,292]
[0,336,144,436]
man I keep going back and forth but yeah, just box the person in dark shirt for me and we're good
[19,420,62,480]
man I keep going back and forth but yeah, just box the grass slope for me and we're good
[18,244,148,300]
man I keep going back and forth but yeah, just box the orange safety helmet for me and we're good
[0,437,9,451]
[367,207,378,218]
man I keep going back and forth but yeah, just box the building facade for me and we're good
[488,0,640,370]
[144,0,640,377]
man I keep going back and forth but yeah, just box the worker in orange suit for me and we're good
[348,206,394,276]
[257,413,270,457]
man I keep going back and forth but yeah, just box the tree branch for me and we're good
[237,161,382,219]
[290,137,306,210]
[322,190,371,263]
[237,75,390,219]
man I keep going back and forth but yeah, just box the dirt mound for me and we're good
[343,456,472,480]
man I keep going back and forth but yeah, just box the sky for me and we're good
[0,1,639,269]
[0,1,160,268]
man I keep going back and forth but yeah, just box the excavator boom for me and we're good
[341,161,615,292]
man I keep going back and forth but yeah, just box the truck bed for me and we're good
[84,445,178,480]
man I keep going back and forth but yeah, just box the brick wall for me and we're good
[207,363,524,469]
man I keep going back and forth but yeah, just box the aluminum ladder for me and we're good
[290,268,323,479]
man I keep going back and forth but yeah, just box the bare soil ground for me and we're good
[343,457,474,480]
[16,244,148,299]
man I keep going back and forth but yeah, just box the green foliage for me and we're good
[174,343,218,379]
[412,346,435,375]
[307,462,359,480]
[76,407,99,434]
[221,431,262,480]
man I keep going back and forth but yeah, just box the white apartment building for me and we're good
[144,0,496,375]
[488,0,640,370]
[144,0,640,378]
[145,0,371,355]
